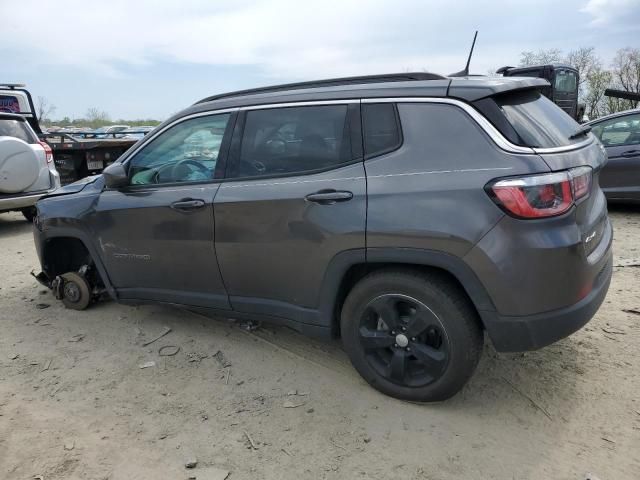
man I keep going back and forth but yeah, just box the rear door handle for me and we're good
[305,189,353,205]
[170,198,206,211]
[621,149,640,157]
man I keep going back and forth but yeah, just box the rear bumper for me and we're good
[484,251,612,352]
[0,171,60,212]
[0,190,50,211]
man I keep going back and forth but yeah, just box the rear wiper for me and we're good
[568,124,592,140]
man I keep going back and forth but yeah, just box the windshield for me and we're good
[493,90,582,148]
[554,69,578,93]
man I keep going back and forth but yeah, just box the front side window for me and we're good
[228,105,351,178]
[128,113,230,185]
[591,114,640,147]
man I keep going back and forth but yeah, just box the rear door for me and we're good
[591,112,640,200]
[213,102,365,325]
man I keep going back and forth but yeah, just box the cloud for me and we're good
[581,0,640,27]
[0,0,557,80]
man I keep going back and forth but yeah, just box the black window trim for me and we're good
[362,102,403,160]
[221,102,363,183]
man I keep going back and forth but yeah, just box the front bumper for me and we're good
[484,251,612,352]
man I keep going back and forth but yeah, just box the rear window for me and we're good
[0,118,37,143]
[0,95,20,113]
[489,90,581,148]
[554,70,577,93]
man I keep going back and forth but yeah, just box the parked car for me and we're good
[32,73,612,401]
[89,125,130,139]
[118,126,155,140]
[587,108,640,202]
[0,113,60,221]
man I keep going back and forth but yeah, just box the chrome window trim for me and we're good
[121,100,359,165]
[362,97,534,154]
[122,96,593,166]
[363,97,595,154]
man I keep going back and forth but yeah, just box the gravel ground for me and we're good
[0,206,639,480]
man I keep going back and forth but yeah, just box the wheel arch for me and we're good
[319,248,496,336]
[39,229,116,299]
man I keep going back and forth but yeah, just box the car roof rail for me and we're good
[195,72,447,104]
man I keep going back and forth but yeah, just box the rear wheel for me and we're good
[21,207,36,222]
[340,269,483,402]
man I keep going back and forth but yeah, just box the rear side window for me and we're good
[362,103,401,157]
[229,105,352,178]
[0,118,37,143]
[475,90,582,148]
[492,90,580,148]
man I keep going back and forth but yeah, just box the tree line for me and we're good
[518,47,639,119]
[38,105,161,129]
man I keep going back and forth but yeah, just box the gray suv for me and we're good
[32,73,613,401]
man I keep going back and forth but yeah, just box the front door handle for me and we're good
[621,149,640,157]
[305,189,353,205]
[170,198,206,211]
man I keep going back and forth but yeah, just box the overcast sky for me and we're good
[1,0,638,120]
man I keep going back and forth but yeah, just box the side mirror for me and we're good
[102,163,128,189]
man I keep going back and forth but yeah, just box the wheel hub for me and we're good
[358,293,450,387]
[64,282,81,303]
[395,333,409,348]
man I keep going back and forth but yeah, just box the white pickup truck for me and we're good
[0,86,60,221]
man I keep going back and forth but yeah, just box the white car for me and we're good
[0,113,60,221]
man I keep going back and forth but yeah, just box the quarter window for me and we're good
[128,113,230,185]
[228,105,352,178]
[362,103,401,157]
[591,114,640,147]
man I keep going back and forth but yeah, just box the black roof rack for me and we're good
[195,72,447,105]
[0,83,27,89]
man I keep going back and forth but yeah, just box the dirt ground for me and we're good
[0,207,639,480]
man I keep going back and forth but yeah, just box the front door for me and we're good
[214,103,366,325]
[90,112,235,309]
[592,112,640,200]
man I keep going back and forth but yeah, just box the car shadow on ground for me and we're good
[0,215,32,239]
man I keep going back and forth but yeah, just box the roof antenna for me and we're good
[449,31,478,77]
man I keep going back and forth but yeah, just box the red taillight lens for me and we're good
[570,166,592,200]
[489,167,592,219]
[38,141,53,163]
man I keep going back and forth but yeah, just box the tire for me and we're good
[60,272,92,310]
[21,207,36,222]
[340,268,483,402]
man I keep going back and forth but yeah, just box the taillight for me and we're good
[487,167,593,219]
[38,141,53,163]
